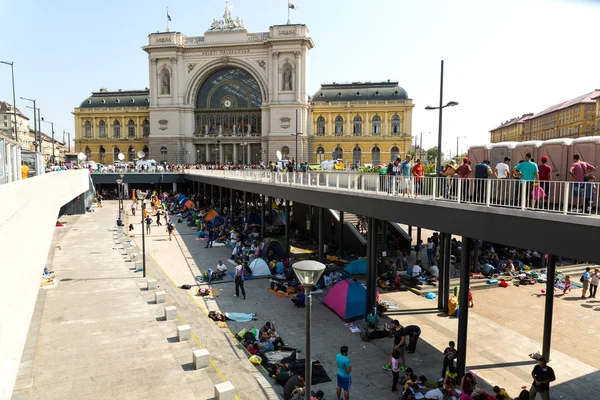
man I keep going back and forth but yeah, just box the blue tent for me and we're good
[323,280,366,322]
[178,197,190,206]
[344,258,367,275]
[247,212,261,225]
[209,216,225,227]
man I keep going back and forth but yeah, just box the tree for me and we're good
[426,147,438,164]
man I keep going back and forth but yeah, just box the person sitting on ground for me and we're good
[366,307,379,329]
[259,321,285,349]
[492,386,510,400]
[424,388,450,399]
[479,262,495,277]
[443,366,458,390]
[460,372,477,395]
[292,290,305,307]
[329,270,343,285]
[311,390,325,400]
[428,263,440,279]
[411,262,423,277]
[283,373,305,400]
[215,260,228,277]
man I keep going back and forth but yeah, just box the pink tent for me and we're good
[323,280,367,322]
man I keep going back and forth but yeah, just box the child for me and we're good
[468,287,474,308]
[493,385,511,400]
[391,349,401,393]
[443,365,458,390]
[582,174,597,213]
[442,341,457,378]
[563,275,572,295]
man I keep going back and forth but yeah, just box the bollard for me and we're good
[155,290,166,304]
[177,324,191,341]
[193,349,210,370]
[164,306,177,321]
[214,381,235,400]
[147,279,157,290]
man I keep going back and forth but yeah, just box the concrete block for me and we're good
[155,290,166,304]
[164,306,177,321]
[126,248,132,255]
[177,324,191,342]
[193,349,210,370]
[135,262,143,271]
[214,381,235,400]
[147,279,157,290]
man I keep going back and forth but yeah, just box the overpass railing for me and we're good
[186,170,600,217]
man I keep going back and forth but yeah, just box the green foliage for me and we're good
[426,147,438,163]
[359,166,381,173]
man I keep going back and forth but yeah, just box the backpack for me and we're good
[580,274,585,283]
[180,284,192,290]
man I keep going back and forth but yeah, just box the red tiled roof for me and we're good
[532,90,600,119]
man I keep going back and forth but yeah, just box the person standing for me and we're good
[390,349,401,394]
[205,228,214,248]
[590,268,599,299]
[155,210,162,226]
[529,358,555,399]
[473,160,492,202]
[513,153,539,208]
[336,346,352,400]
[581,266,591,299]
[400,155,413,197]
[145,215,152,234]
[537,156,553,196]
[456,158,472,201]
[234,260,246,299]
[441,341,457,378]
[21,161,29,180]
[131,201,137,216]
[166,219,175,241]
[569,153,596,211]
[412,158,424,197]
[494,156,511,204]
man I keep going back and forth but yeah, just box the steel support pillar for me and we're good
[285,200,290,257]
[443,233,452,314]
[456,236,472,381]
[381,220,387,265]
[542,255,557,361]
[243,191,247,224]
[408,225,413,238]
[203,183,206,205]
[437,233,446,311]
[261,195,265,238]
[339,211,344,258]
[219,186,222,210]
[230,188,234,221]
[318,207,324,263]
[416,227,422,262]
[365,217,373,315]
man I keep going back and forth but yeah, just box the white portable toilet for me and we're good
[569,136,600,180]
[490,142,518,172]
[514,141,543,164]
[539,138,573,182]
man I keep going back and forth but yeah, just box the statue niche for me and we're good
[282,67,292,91]
[161,69,171,95]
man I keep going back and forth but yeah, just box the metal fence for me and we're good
[185,170,600,217]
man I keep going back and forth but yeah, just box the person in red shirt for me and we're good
[412,159,425,197]
[537,156,552,206]
[456,158,472,201]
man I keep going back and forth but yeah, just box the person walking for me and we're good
[166,219,175,241]
[569,153,596,211]
[390,349,401,394]
[529,357,555,399]
[155,210,162,226]
[336,346,352,400]
[145,215,152,234]
[590,268,599,299]
[581,266,591,299]
[234,260,246,299]
[131,201,136,216]
[205,228,214,248]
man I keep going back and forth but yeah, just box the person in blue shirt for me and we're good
[336,345,352,400]
[582,267,591,299]
[513,152,539,207]
[400,155,413,197]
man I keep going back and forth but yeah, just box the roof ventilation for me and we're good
[115,99,120,103]
[87,99,92,104]
[337,92,342,97]
[375,91,379,96]
[356,91,360,96]
[319,92,324,97]
[101,99,106,104]
[130,98,135,103]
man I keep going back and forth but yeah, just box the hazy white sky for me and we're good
[1,0,599,155]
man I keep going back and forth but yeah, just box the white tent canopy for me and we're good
[249,258,271,277]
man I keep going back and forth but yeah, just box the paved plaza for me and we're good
[12,201,599,399]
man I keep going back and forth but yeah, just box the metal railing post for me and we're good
[326,174,329,188]
[432,177,437,201]
[354,175,358,192]
[562,182,570,215]
[336,174,340,189]
[316,173,320,187]
[457,178,463,204]
[521,181,527,210]
[486,179,492,206]
[376,175,380,194]
[293,172,296,185]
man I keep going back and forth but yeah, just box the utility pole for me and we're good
[0,61,17,143]
[21,97,38,151]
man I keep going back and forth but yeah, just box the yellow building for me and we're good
[309,81,414,166]
[491,90,600,143]
[73,89,150,163]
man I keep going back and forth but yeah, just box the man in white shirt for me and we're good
[329,270,343,284]
[424,388,450,399]
[494,157,511,179]
[216,260,227,273]
[429,264,439,278]
[411,263,422,277]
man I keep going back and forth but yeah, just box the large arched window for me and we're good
[160,146,167,161]
[317,116,325,135]
[390,146,400,162]
[371,146,381,164]
[352,145,361,165]
[99,120,106,137]
[196,68,262,109]
[335,116,344,135]
[281,146,290,157]
[99,146,106,163]
[391,114,401,135]
[113,147,120,161]
[316,146,325,163]
[353,115,362,135]
[84,120,92,137]
[332,145,343,160]
[142,145,149,159]
[143,119,150,137]
[372,115,381,134]
[128,146,135,162]
[113,120,121,138]
[128,120,135,137]
[84,146,92,159]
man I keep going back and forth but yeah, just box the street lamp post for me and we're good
[21,98,37,151]
[456,136,467,161]
[425,60,459,176]
[41,118,55,164]
[116,178,123,223]
[292,260,326,400]
[138,192,148,278]
[1,61,17,143]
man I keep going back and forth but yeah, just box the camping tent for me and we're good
[263,238,287,259]
[344,258,367,275]
[249,258,271,277]
[247,212,261,225]
[270,210,284,226]
[209,216,225,227]
[203,209,219,222]
[324,280,366,322]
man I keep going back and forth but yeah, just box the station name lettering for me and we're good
[201,49,251,56]
[156,37,172,43]
[278,29,296,36]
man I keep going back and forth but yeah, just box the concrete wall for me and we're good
[0,170,91,398]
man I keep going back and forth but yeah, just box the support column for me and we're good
[456,236,472,381]
[210,185,214,205]
[542,255,557,361]
[247,144,252,164]
[472,240,480,272]
[408,225,413,238]
[285,200,290,256]
[233,143,238,164]
[365,217,373,315]
[339,211,344,258]
[219,186,222,209]
[367,217,378,315]
[243,191,247,224]
[219,143,223,164]
[205,145,210,162]
[230,188,234,221]
[261,195,265,238]
[416,227,422,263]
[203,183,206,204]
[437,233,446,311]
[381,220,387,265]
[295,51,302,103]
[443,233,452,314]
[173,183,177,193]
[318,207,324,263]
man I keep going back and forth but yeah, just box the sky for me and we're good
[2,0,599,156]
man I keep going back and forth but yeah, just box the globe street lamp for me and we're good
[120,174,125,217]
[137,191,148,278]
[292,260,326,399]
[425,60,459,176]
[116,178,123,223]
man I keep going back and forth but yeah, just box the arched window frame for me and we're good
[99,120,106,138]
[335,116,344,135]
[281,146,290,157]
[372,115,381,134]
[352,145,362,165]
[127,120,135,137]
[160,146,167,161]
[99,146,106,163]
[142,145,149,159]
[317,116,326,135]
[84,146,92,159]
[391,114,401,135]
[353,115,362,135]
[128,146,135,162]
[84,120,92,137]
[390,146,400,162]
[371,145,381,164]
[113,120,121,138]
[316,146,325,163]
[143,119,150,137]
[332,145,343,160]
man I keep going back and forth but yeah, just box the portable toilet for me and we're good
[514,141,543,164]
[569,136,600,180]
[490,142,518,172]
[539,138,573,182]
[467,144,491,177]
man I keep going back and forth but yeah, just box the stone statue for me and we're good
[161,71,170,95]
[205,124,209,135]
[207,1,246,31]
[247,124,251,134]
[232,124,237,135]
[218,124,223,136]
[283,68,292,91]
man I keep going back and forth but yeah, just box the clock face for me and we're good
[224,100,232,108]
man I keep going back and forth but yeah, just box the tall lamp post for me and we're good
[21,98,38,150]
[425,60,459,175]
[292,260,326,400]
[41,118,55,164]
[138,191,148,278]
[116,178,123,223]
[1,61,17,142]
[456,136,467,161]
